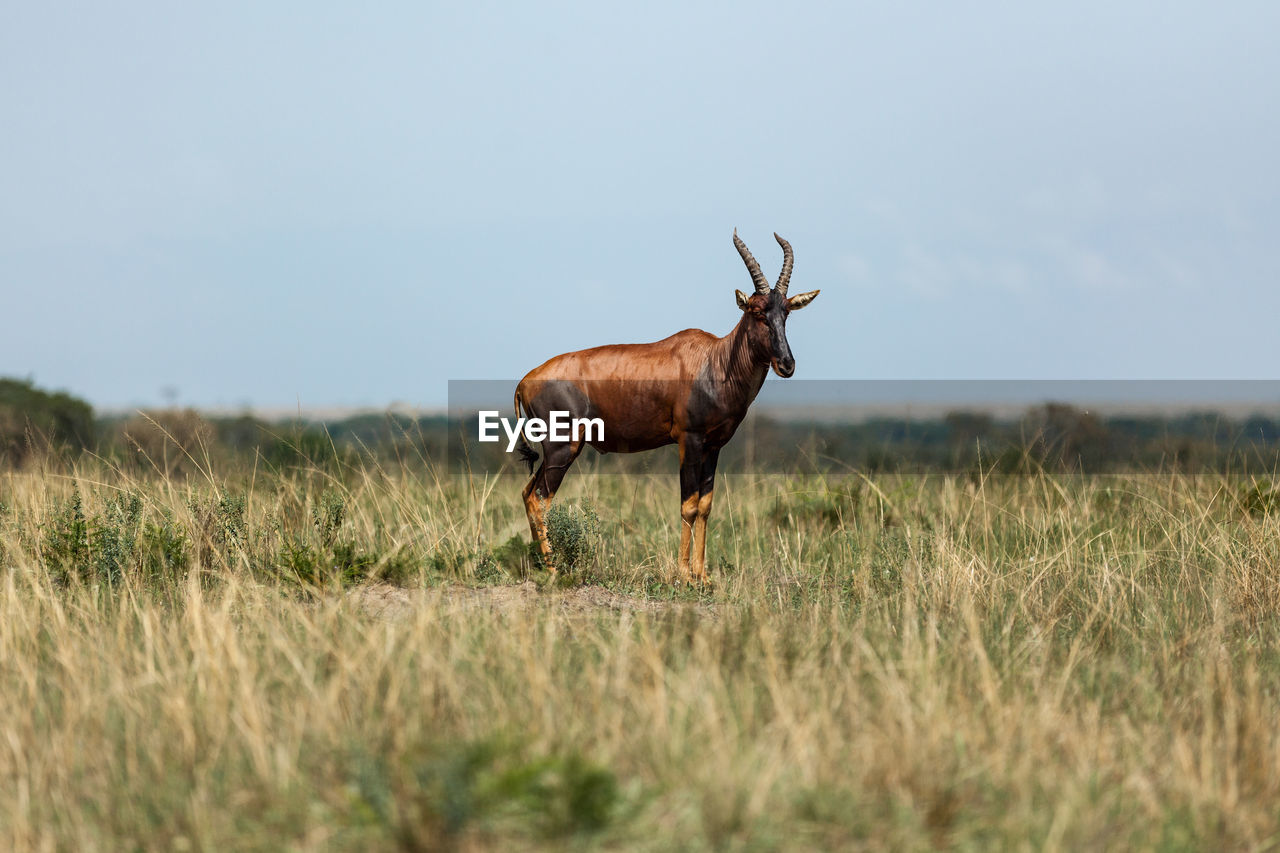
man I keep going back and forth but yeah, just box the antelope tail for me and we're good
[513,390,539,473]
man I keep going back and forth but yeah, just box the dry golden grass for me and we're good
[1,456,1280,849]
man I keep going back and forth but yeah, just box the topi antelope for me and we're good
[514,230,819,583]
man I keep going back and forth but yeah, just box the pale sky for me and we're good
[3,2,1278,410]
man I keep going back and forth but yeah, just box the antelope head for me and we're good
[732,229,820,378]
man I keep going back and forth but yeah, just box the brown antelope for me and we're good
[514,230,819,583]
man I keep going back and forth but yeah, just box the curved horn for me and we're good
[734,228,771,295]
[774,232,794,296]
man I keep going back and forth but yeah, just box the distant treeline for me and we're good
[731,404,1280,474]
[452,403,1280,475]
[5,378,1280,475]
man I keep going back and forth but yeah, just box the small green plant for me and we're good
[490,535,537,578]
[427,545,471,577]
[276,536,376,587]
[869,531,909,596]
[429,543,525,584]
[140,509,190,585]
[519,752,620,837]
[313,488,346,547]
[543,501,601,574]
[346,740,621,848]
[216,494,247,547]
[277,539,323,585]
[193,493,248,571]
[372,545,417,586]
[1239,479,1279,517]
[40,489,188,588]
[331,540,376,585]
[91,492,143,584]
[42,488,89,583]
[472,550,504,583]
[772,484,862,528]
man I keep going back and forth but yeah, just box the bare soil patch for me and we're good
[348,580,717,622]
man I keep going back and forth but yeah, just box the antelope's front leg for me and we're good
[691,447,720,583]
[522,471,556,574]
[677,436,705,584]
[678,492,699,582]
[522,442,585,576]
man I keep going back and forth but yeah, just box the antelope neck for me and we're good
[709,312,770,403]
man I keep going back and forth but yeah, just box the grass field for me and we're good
[2,449,1279,850]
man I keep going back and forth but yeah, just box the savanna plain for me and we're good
[2,431,1280,851]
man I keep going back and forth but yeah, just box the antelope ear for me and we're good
[787,289,820,311]
[735,289,751,310]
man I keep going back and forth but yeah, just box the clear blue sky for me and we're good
[3,2,1277,410]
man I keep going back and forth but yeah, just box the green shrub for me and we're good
[91,492,143,584]
[40,489,179,588]
[275,536,376,587]
[313,488,346,547]
[192,493,248,573]
[490,534,537,578]
[1239,479,1279,517]
[371,546,417,586]
[42,488,90,583]
[331,540,376,585]
[772,483,863,528]
[140,510,190,584]
[344,739,621,847]
[277,539,323,585]
[544,501,601,574]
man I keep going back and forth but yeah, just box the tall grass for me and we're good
[1,453,1279,849]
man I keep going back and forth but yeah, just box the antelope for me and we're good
[513,230,820,583]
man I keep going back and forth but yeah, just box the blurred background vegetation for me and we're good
[7,376,1280,476]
